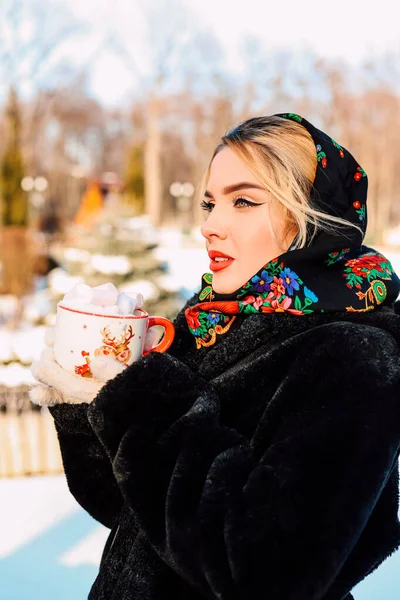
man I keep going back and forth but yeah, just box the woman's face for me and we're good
[200,147,290,294]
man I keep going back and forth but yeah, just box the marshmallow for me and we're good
[105,305,119,315]
[63,283,93,304]
[117,293,137,315]
[134,293,144,309]
[60,282,142,316]
[91,283,118,307]
[124,292,144,310]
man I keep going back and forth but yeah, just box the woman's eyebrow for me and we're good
[204,182,265,198]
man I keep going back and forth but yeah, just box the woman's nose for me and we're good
[200,213,228,241]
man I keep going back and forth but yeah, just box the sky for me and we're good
[78,0,399,105]
[7,0,400,106]
[187,0,399,61]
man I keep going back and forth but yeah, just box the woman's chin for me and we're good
[212,271,241,295]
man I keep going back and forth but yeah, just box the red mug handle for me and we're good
[143,316,175,356]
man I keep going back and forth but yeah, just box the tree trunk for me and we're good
[144,94,162,227]
[0,226,35,310]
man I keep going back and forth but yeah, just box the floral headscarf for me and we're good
[185,113,400,350]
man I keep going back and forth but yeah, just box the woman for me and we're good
[31,114,400,600]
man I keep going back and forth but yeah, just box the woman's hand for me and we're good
[30,326,161,406]
[29,328,124,406]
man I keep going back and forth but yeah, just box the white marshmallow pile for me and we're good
[60,282,144,315]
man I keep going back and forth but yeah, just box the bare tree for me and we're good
[99,0,225,226]
[0,0,88,173]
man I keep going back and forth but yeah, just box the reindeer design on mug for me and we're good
[95,325,135,363]
[75,324,135,378]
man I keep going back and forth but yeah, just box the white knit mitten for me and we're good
[30,328,124,406]
[30,325,162,406]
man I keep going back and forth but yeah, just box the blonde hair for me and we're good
[201,116,362,249]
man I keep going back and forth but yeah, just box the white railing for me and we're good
[0,386,63,477]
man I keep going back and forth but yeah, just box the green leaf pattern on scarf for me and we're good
[236,258,318,316]
[342,252,395,312]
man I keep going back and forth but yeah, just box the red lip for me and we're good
[208,249,235,272]
[208,250,234,260]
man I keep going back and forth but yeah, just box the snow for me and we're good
[0,475,80,559]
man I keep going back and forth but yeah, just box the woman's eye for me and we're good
[234,197,258,208]
[200,200,214,212]
[200,198,260,212]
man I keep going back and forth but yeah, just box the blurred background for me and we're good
[0,0,399,598]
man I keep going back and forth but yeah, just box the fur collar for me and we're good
[171,298,400,381]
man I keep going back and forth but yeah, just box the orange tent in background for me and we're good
[74,179,104,229]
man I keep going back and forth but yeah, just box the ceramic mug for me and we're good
[53,303,175,378]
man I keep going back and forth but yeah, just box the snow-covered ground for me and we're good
[0,475,106,599]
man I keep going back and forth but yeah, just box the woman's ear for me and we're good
[281,213,299,251]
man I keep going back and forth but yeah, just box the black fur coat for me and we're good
[49,298,400,600]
